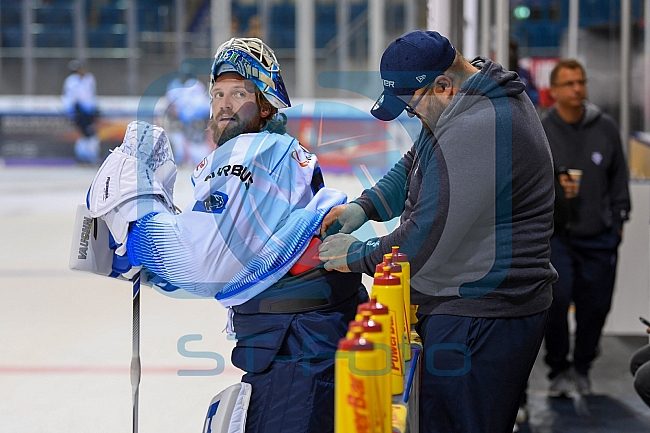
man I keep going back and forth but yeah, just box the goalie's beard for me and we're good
[208,102,262,148]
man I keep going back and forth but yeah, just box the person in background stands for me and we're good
[163,62,212,166]
[542,59,631,397]
[62,59,101,164]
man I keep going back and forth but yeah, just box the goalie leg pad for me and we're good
[203,382,252,433]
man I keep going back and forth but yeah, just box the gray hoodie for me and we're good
[348,58,557,318]
[542,101,630,237]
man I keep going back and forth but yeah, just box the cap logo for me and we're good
[415,74,426,83]
[372,94,384,110]
[382,79,395,88]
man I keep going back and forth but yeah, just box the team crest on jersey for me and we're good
[192,191,229,214]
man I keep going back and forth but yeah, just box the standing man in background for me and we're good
[542,59,631,396]
[62,59,101,164]
[319,30,557,433]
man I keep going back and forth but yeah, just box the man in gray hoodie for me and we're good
[319,30,557,433]
[542,59,631,397]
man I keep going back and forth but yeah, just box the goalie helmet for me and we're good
[210,37,291,109]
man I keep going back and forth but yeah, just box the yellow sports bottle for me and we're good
[372,265,404,395]
[386,251,411,362]
[346,318,391,433]
[375,255,404,353]
[335,335,384,433]
[356,297,392,371]
[392,246,415,327]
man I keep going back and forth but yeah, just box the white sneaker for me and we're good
[573,370,592,395]
[548,369,574,397]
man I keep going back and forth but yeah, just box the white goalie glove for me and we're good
[70,121,178,279]
[88,120,178,250]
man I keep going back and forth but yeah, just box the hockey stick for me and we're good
[131,272,141,433]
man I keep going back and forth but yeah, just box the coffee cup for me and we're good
[567,169,582,186]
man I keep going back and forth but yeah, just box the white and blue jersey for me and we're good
[62,72,98,118]
[126,131,346,306]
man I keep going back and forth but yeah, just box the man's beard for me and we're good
[208,108,262,147]
[418,97,446,136]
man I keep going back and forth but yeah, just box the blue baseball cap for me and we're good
[370,30,456,121]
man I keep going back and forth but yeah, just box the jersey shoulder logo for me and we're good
[591,152,603,166]
[193,157,208,178]
[291,149,311,167]
[192,191,229,214]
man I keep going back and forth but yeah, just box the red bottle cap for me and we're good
[383,253,401,273]
[358,298,389,315]
[392,246,409,262]
[338,335,374,351]
[349,319,382,333]
[373,266,401,286]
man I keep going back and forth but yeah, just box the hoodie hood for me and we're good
[547,100,602,128]
[466,57,526,98]
[581,100,602,125]
[436,57,525,127]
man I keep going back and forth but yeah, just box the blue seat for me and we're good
[269,4,294,49]
[1,26,22,48]
[315,4,336,48]
[36,6,74,26]
[36,25,74,48]
[0,4,21,26]
[99,5,124,25]
[88,25,126,48]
